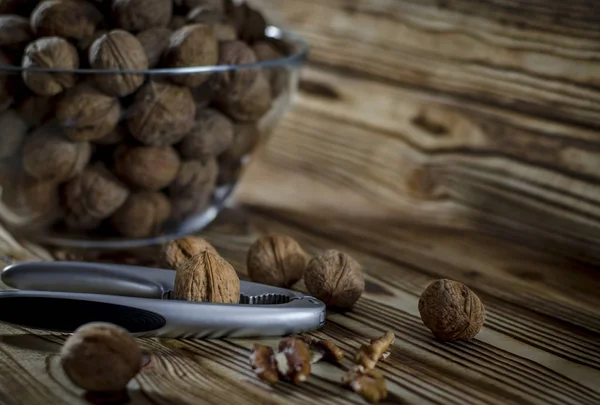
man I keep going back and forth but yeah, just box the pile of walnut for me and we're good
[0,0,288,238]
[250,331,395,403]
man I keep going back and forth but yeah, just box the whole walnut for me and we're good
[0,50,13,110]
[247,235,309,288]
[22,125,91,183]
[94,124,127,145]
[110,191,171,238]
[63,164,130,230]
[0,109,27,159]
[253,40,288,97]
[190,77,217,110]
[161,236,219,270]
[89,30,148,97]
[304,250,365,309]
[16,95,55,129]
[21,36,79,96]
[55,83,121,142]
[60,322,142,392]
[179,109,234,161]
[186,2,224,25]
[174,250,240,304]
[225,2,266,43]
[0,15,32,50]
[215,69,271,122]
[168,194,211,222]
[112,0,172,32]
[217,123,259,185]
[214,23,237,41]
[136,27,172,68]
[418,279,485,341]
[114,145,181,191]
[127,81,196,147]
[163,24,218,88]
[168,158,218,199]
[214,40,259,95]
[30,0,102,42]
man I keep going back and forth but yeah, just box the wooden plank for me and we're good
[250,0,600,128]
[233,65,600,264]
[2,207,599,404]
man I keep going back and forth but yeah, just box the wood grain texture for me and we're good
[250,0,600,128]
[1,208,600,405]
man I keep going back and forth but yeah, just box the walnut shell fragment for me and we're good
[22,125,91,183]
[89,30,148,97]
[114,145,180,191]
[0,109,27,159]
[21,36,79,96]
[63,164,130,230]
[179,108,234,162]
[173,250,240,304]
[30,0,102,42]
[127,81,196,147]
[344,366,388,403]
[55,83,121,141]
[418,279,485,341]
[304,250,365,309]
[60,322,142,392]
[136,27,172,68]
[110,192,171,238]
[354,331,395,370]
[112,0,172,32]
[250,343,278,384]
[161,236,219,270]
[246,235,308,288]
[163,24,218,88]
[275,337,311,384]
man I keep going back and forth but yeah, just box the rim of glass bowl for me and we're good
[0,26,308,75]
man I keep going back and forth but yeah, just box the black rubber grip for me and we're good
[0,297,166,333]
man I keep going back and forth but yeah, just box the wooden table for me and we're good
[1,0,600,404]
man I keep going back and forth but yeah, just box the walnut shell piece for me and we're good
[304,250,365,309]
[127,81,196,147]
[173,250,240,304]
[21,36,79,96]
[136,27,172,68]
[110,192,171,238]
[163,24,218,88]
[418,279,485,341]
[30,0,101,42]
[112,0,172,32]
[161,236,219,270]
[0,15,32,49]
[22,125,91,183]
[63,164,130,230]
[55,83,121,142]
[354,331,395,370]
[249,343,278,384]
[179,108,234,161]
[275,337,311,384]
[0,109,27,159]
[247,235,308,288]
[114,145,180,191]
[60,322,142,392]
[89,30,148,97]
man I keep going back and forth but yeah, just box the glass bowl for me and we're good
[0,26,307,249]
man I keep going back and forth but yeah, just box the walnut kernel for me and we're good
[173,250,240,303]
[21,36,79,96]
[247,235,308,288]
[344,366,388,403]
[304,250,365,309]
[418,279,485,341]
[89,30,148,97]
[354,331,395,370]
[127,81,196,147]
[275,337,311,384]
[60,322,142,392]
[250,343,278,384]
[299,337,344,364]
[55,83,121,142]
[114,145,181,191]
